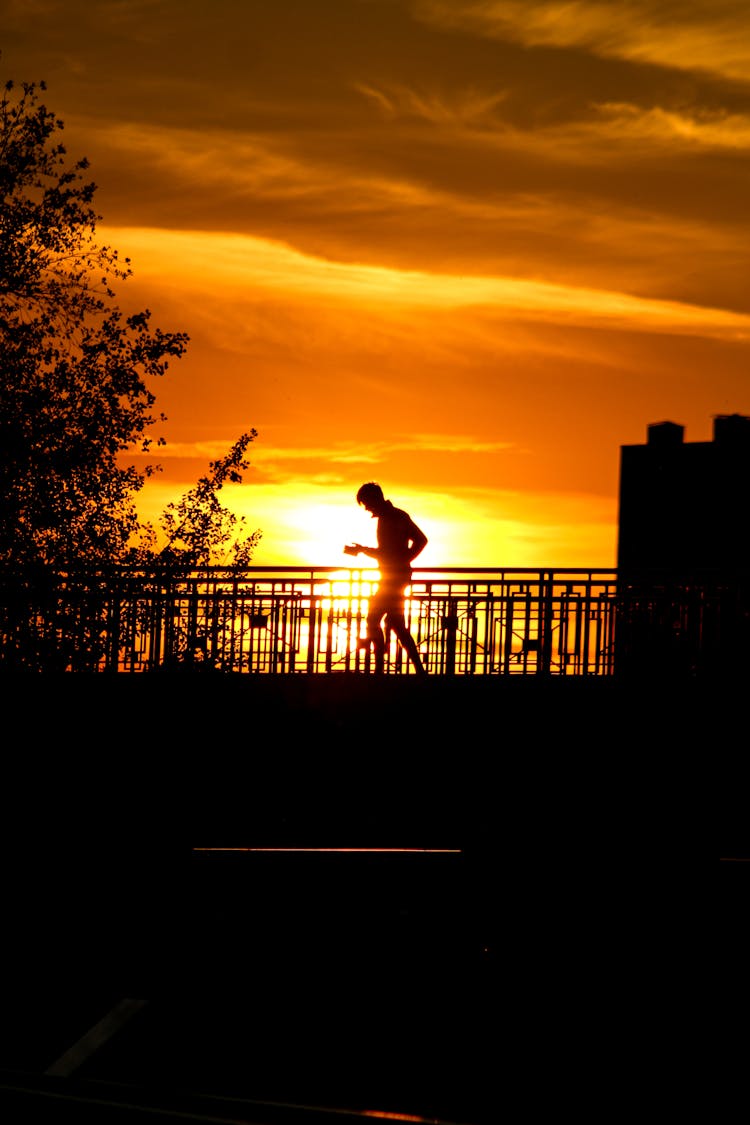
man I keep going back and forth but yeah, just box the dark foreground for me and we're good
[0,672,733,1121]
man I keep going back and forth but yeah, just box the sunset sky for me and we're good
[3,0,750,567]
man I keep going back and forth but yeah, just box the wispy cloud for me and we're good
[108,226,750,338]
[355,81,509,126]
[145,434,514,462]
[417,1,750,83]
[79,99,749,324]
[590,102,750,151]
[486,102,750,161]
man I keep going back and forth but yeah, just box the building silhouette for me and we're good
[618,413,750,573]
[616,413,750,677]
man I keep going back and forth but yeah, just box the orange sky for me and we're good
[4,0,750,567]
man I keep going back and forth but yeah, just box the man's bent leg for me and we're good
[403,631,425,675]
[389,617,426,675]
[366,604,386,674]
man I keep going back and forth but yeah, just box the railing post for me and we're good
[539,571,554,675]
[443,597,458,675]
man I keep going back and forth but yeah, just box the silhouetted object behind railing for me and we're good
[614,567,750,679]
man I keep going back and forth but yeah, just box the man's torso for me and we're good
[377,502,416,574]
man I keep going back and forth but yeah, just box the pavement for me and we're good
[1,671,720,1121]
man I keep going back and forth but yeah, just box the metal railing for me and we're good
[0,565,621,675]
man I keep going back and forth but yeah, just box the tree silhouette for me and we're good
[142,432,263,568]
[0,79,192,570]
[0,80,262,669]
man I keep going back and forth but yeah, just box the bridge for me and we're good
[1,562,746,676]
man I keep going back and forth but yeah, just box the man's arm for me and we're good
[344,543,379,559]
[407,521,427,563]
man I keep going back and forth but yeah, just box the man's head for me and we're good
[356,481,385,515]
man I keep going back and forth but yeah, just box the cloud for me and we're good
[71,93,748,321]
[142,433,513,466]
[591,102,750,151]
[354,81,509,126]
[482,101,750,162]
[416,1,750,83]
[107,225,750,338]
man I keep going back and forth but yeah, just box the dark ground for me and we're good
[0,672,734,1121]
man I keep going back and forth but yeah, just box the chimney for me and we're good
[647,420,684,447]
[713,413,750,446]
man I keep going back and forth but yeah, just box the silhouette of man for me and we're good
[344,482,427,674]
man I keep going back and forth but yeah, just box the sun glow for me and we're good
[134,473,618,569]
[288,499,376,567]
